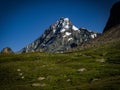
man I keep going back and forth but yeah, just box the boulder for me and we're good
[1,47,14,54]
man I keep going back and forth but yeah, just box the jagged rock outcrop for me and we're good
[103,1,120,33]
[1,47,14,54]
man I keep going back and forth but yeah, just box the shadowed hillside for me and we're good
[103,1,120,33]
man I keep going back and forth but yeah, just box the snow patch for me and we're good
[64,18,69,21]
[68,38,73,41]
[64,24,69,29]
[72,25,79,31]
[53,29,56,33]
[63,32,71,38]
[61,28,66,33]
[91,33,97,38]
[66,32,71,36]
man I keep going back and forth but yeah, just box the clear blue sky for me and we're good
[0,0,119,52]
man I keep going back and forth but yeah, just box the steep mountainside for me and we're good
[20,18,98,53]
[103,1,120,33]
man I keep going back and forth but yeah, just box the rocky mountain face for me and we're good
[103,1,120,33]
[19,17,98,53]
[1,47,14,54]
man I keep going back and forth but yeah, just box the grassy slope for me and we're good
[0,40,120,90]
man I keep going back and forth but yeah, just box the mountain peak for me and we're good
[52,17,72,33]
[54,17,79,33]
[19,18,98,53]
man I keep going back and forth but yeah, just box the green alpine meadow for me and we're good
[0,39,120,90]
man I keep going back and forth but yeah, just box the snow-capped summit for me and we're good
[50,17,71,33]
[19,17,98,53]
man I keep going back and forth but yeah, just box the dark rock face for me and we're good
[1,47,14,54]
[19,18,98,53]
[103,1,120,33]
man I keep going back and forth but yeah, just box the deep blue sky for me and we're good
[0,0,119,52]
